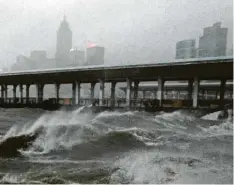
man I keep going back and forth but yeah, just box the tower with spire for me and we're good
[55,15,72,67]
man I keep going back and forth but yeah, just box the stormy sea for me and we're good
[0,107,233,184]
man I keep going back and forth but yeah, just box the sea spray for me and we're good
[0,108,232,183]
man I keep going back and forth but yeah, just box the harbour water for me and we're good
[0,107,233,184]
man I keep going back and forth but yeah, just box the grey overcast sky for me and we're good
[0,0,233,68]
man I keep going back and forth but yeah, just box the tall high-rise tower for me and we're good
[198,22,228,58]
[55,16,72,67]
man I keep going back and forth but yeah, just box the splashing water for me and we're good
[0,108,232,183]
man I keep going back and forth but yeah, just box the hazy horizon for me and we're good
[0,0,233,69]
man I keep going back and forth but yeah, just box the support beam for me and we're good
[55,83,60,103]
[4,85,8,100]
[111,82,116,107]
[133,81,139,100]
[157,76,164,107]
[153,90,157,99]
[126,78,132,107]
[142,90,146,99]
[192,77,199,108]
[1,85,4,99]
[19,84,23,103]
[36,84,44,104]
[13,85,17,103]
[26,84,30,104]
[188,79,193,100]
[99,79,105,106]
[1,85,6,104]
[90,82,96,103]
[133,81,139,107]
[72,82,76,105]
[220,79,226,108]
[72,82,81,105]
[75,81,81,105]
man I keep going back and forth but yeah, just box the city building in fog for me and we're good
[55,16,72,67]
[198,22,228,57]
[69,49,85,66]
[30,50,47,61]
[11,55,33,71]
[11,51,56,71]
[175,39,196,59]
[85,46,105,65]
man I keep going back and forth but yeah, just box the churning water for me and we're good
[0,107,233,184]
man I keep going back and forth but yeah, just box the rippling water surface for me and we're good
[0,107,233,184]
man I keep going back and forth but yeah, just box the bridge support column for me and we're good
[4,85,8,101]
[126,78,132,108]
[90,82,96,105]
[19,84,24,103]
[72,81,81,105]
[220,79,226,108]
[111,82,116,108]
[142,90,146,99]
[74,81,80,105]
[153,90,157,99]
[188,79,193,100]
[1,85,4,98]
[133,81,139,100]
[13,85,17,103]
[1,85,4,103]
[192,77,199,108]
[37,84,44,104]
[133,81,139,107]
[99,79,105,106]
[157,76,164,107]
[55,83,60,103]
[26,85,30,104]
[72,82,76,105]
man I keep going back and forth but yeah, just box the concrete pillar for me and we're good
[192,77,199,108]
[215,91,218,99]
[36,84,44,104]
[126,78,132,107]
[153,90,157,99]
[74,81,81,105]
[99,79,105,106]
[188,79,193,100]
[111,82,116,107]
[4,85,8,100]
[55,83,60,103]
[133,81,139,100]
[204,90,208,100]
[1,85,4,98]
[72,82,76,105]
[1,85,4,103]
[220,79,226,108]
[133,81,139,107]
[26,84,30,103]
[13,85,17,102]
[142,90,146,99]
[157,76,164,107]
[90,82,96,102]
[19,84,24,103]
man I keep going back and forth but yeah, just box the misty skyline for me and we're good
[0,0,233,69]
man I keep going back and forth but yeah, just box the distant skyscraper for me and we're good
[30,50,47,61]
[175,39,196,59]
[55,16,72,67]
[198,22,228,58]
[86,46,105,65]
[69,49,85,66]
